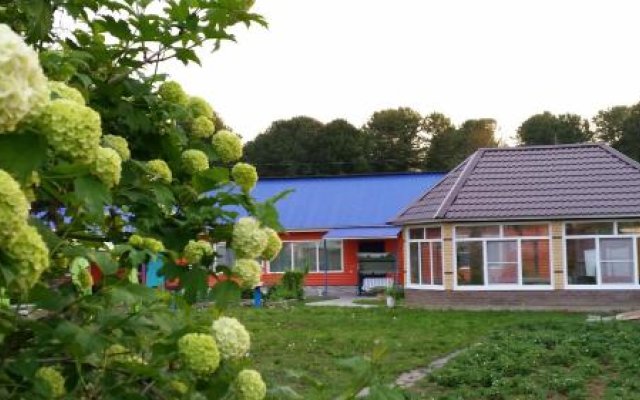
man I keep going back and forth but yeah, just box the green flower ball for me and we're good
[234,369,266,400]
[0,24,49,132]
[92,147,122,188]
[38,99,102,163]
[232,162,258,192]
[48,81,85,104]
[102,134,131,161]
[3,224,50,291]
[146,159,172,184]
[35,366,66,398]
[188,96,214,119]
[211,316,251,360]
[190,115,215,139]
[211,130,242,163]
[181,149,209,174]
[158,81,188,106]
[0,169,30,244]
[261,228,282,261]
[183,239,213,265]
[233,259,261,289]
[178,333,220,375]
[232,217,267,259]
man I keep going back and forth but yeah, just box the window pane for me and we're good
[420,242,432,285]
[521,240,551,285]
[600,238,634,284]
[504,224,549,237]
[409,242,419,284]
[214,242,235,267]
[319,240,342,271]
[566,222,613,235]
[601,262,634,284]
[456,242,484,285]
[486,241,518,284]
[566,239,597,284]
[426,227,441,239]
[409,228,424,239]
[455,225,500,239]
[600,238,633,261]
[293,242,317,272]
[270,242,292,272]
[618,221,640,234]
[432,242,443,285]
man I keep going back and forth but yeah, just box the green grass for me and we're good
[411,320,640,400]
[225,305,583,398]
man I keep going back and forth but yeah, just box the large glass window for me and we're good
[455,224,551,288]
[268,240,343,273]
[407,227,443,286]
[566,221,640,287]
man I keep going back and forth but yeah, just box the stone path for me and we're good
[357,348,467,397]
[306,296,377,308]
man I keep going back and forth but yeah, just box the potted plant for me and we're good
[384,286,400,308]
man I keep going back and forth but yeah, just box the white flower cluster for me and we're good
[0,24,48,132]
[211,316,251,360]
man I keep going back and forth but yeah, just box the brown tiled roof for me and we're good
[392,143,640,224]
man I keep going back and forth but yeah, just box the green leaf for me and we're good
[209,280,240,310]
[0,132,47,181]
[175,47,201,65]
[92,251,118,275]
[192,167,230,193]
[74,176,112,218]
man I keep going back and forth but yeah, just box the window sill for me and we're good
[565,285,640,290]
[405,284,445,291]
[453,285,554,291]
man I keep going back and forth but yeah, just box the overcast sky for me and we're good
[164,0,640,143]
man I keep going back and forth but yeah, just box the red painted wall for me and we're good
[261,231,405,287]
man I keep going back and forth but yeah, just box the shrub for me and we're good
[268,270,307,301]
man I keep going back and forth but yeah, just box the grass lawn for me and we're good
[225,305,584,398]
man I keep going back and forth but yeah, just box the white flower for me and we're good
[211,317,251,359]
[0,24,49,132]
[232,217,267,259]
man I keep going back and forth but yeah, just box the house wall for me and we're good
[261,231,404,291]
[404,221,640,310]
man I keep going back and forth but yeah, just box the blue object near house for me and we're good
[145,257,165,288]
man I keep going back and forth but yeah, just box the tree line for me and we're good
[243,101,640,176]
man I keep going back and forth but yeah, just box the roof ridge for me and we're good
[257,171,446,181]
[478,142,599,152]
[434,149,485,218]
[596,143,640,173]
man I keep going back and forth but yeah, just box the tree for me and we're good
[594,103,640,161]
[364,107,425,172]
[244,116,324,176]
[424,115,498,171]
[309,119,371,175]
[516,111,594,145]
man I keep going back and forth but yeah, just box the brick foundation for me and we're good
[405,289,640,311]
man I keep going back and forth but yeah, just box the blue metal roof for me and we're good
[248,173,445,231]
[324,226,401,239]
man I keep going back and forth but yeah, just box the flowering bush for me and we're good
[35,366,66,398]
[146,159,173,184]
[183,239,213,264]
[92,147,122,188]
[190,115,215,138]
[188,96,214,119]
[261,227,283,261]
[233,259,262,289]
[0,24,48,132]
[158,81,188,106]
[48,81,85,104]
[0,170,30,243]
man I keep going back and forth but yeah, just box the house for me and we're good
[392,143,640,310]
[249,173,444,295]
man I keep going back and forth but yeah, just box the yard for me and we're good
[220,305,640,399]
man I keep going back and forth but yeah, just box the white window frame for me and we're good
[453,223,554,291]
[404,226,444,290]
[266,240,344,274]
[564,220,640,290]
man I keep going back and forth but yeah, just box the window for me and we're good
[407,226,443,286]
[455,224,551,288]
[213,242,235,268]
[268,240,343,273]
[565,221,640,287]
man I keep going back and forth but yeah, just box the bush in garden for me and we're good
[268,270,307,301]
[0,1,288,397]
